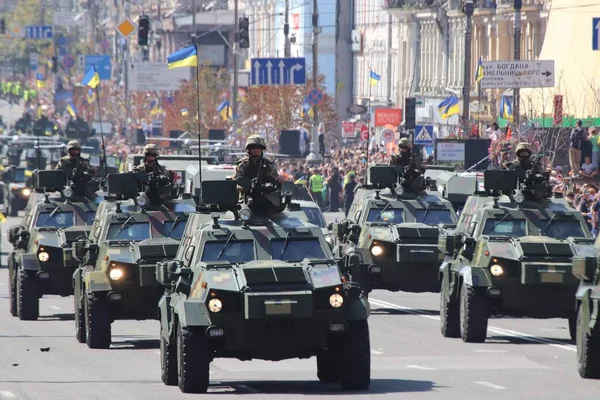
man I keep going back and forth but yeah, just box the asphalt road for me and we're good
[1,213,599,400]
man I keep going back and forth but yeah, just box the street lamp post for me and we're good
[461,0,474,137]
[513,0,522,125]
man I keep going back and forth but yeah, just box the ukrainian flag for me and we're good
[475,56,484,83]
[300,96,311,118]
[36,73,45,89]
[67,101,77,118]
[438,95,460,120]
[216,100,232,121]
[369,71,381,86]
[500,95,514,122]
[167,45,198,69]
[181,108,189,116]
[82,65,100,89]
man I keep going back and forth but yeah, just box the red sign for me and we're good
[553,95,563,126]
[292,14,300,30]
[374,108,402,127]
[361,125,369,140]
[342,121,355,133]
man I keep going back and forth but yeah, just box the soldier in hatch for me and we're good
[389,138,413,167]
[55,140,94,174]
[508,142,543,174]
[232,135,283,193]
[133,144,174,199]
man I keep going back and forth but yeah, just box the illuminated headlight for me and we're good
[371,245,383,256]
[109,268,124,280]
[239,208,252,221]
[136,193,149,207]
[490,264,504,276]
[329,294,344,308]
[395,186,404,196]
[208,298,223,313]
[514,191,525,204]
[22,188,31,197]
[62,187,73,198]
[38,251,49,262]
[325,235,332,245]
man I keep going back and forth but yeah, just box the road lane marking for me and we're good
[48,305,61,311]
[474,381,506,390]
[0,390,17,398]
[406,365,436,371]
[371,349,383,355]
[370,298,577,352]
[473,350,507,353]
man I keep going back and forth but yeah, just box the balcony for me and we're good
[384,0,436,10]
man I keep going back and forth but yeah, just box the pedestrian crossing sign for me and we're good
[414,125,434,145]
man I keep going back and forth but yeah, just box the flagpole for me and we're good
[194,45,203,188]
[477,83,482,137]
[367,79,371,168]
[94,85,108,177]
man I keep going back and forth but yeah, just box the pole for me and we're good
[232,0,239,137]
[194,45,203,187]
[94,86,108,176]
[385,13,392,105]
[514,0,522,125]
[124,0,130,139]
[461,1,474,137]
[477,84,482,136]
[367,83,371,167]
[307,0,321,161]
[284,0,291,57]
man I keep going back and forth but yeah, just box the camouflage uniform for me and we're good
[232,135,280,186]
[510,142,543,174]
[133,144,171,178]
[55,140,94,175]
[389,138,414,168]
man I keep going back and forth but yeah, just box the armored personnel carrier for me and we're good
[7,170,98,320]
[331,165,457,294]
[71,172,196,348]
[155,180,370,393]
[439,169,594,343]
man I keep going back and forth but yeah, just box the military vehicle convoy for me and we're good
[439,170,593,343]
[7,170,97,320]
[71,172,196,348]
[331,165,457,294]
[155,180,370,393]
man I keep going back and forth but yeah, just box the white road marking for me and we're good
[235,384,260,393]
[473,350,507,353]
[474,381,506,390]
[0,390,17,398]
[370,348,383,355]
[48,305,61,311]
[370,298,577,352]
[406,365,436,371]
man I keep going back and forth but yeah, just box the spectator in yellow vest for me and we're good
[309,168,324,208]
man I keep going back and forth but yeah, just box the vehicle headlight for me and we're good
[22,188,31,197]
[329,294,344,308]
[208,298,223,313]
[371,245,383,256]
[239,207,252,221]
[109,268,124,280]
[62,187,73,198]
[395,186,404,196]
[325,235,332,244]
[136,193,148,207]
[490,264,504,276]
[514,191,525,204]
[38,251,49,262]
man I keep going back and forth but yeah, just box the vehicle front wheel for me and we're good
[440,277,460,338]
[316,340,342,383]
[339,320,370,391]
[74,293,86,343]
[9,272,17,317]
[84,291,111,349]
[577,305,600,379]
[161,327,178,385]
[459,282,488,343]
[177,323,210,393]
[17,270,39,320]
[8,199,17,217]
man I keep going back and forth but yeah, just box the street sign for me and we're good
[62,55,75,69]
[251,57,306,85]
[347,104,368,115]
[381,129,394,143]
[361,125,370,140]
[25,25,53,39]
[84,55,112,80]
[307,88,323,106]
[374,108,402,127]
[116,18,136,39]
[414,125,434,146]
[480,60,555,89]
[594,18,600,51]
[128,62,190,92]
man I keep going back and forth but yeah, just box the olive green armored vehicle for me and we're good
[7,170,98,320]
[571,241,600,378]
[331,165,457,294]
[72,172,196,348]
[439,170,593,343]
[155,180,370,393]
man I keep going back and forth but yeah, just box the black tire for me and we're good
[316,343,341,383]
[177,322,210,393]
[577,305,600,379]
[17,270,39,321]
[440,277,460,338]
[9,272,17,317]
[84,291,111,349]
[8,199,17,217]
[74,294,86,343]
[161,331,178,385]
[339,320,371,391]
[569,314,577,342]
[459,282,488,343]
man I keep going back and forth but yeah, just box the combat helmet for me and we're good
[515,142,532,156]
[142,143,159,156]
[246,135,267,150]
[67,140,81,151]
[398,138,411,148]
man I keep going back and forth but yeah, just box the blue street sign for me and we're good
[251,57,306,85]
[414,125,434,146]
[84,55,112,80]
[594,18,600,51]
[25,25,53,39]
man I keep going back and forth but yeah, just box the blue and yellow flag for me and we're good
[438,95,460,120]
[167,45,198,69]
[81,65,100,89]
[181,108,189,116]
[500,95,514,122]
[36,73,45,89]
[67,101,77,118]
[369,71,381,86]
[475,56,484,83]
[300,96,311,118]
[216,100,232,121]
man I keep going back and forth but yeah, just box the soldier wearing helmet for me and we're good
[133,144,169,175]
[55,140,93,175]
[511,142,541,172]
[390,137,418,168]
[232,135,283,192]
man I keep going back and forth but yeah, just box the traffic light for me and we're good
[138,15,150,46]
[238,17,249,49]
[404,97,416,130]
[0,19,5,34]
